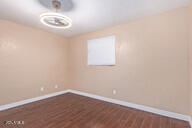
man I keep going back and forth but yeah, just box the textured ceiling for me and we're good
[0,0,190,37]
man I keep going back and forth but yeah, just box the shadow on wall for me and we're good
[38,0,74,12]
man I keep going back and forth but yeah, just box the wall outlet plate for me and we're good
[113,89,116,95]
[40,87,44,91]
[55,85,58,89]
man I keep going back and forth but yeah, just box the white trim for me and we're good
[68,89,190,122]
[0,90,70,111]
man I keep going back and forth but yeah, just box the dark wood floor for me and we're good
[0,93,190,128]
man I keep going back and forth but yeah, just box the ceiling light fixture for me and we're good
[40,0,72,29]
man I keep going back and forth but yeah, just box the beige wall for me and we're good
[190,5,192,118]
[0,20,69,105]
[69,7,190,115]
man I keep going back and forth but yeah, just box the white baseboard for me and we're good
[68,89,191,122]
[0,89,191,125]
[0,90,69,111]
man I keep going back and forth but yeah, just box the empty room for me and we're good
[0,0,192,128]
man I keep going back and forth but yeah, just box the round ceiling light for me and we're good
[40,13,72,29]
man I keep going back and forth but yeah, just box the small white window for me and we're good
[88,36,116,66]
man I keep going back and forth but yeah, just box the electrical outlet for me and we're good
[113,89,116,95]
[40,87,44,91]
[55,85,58,89]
